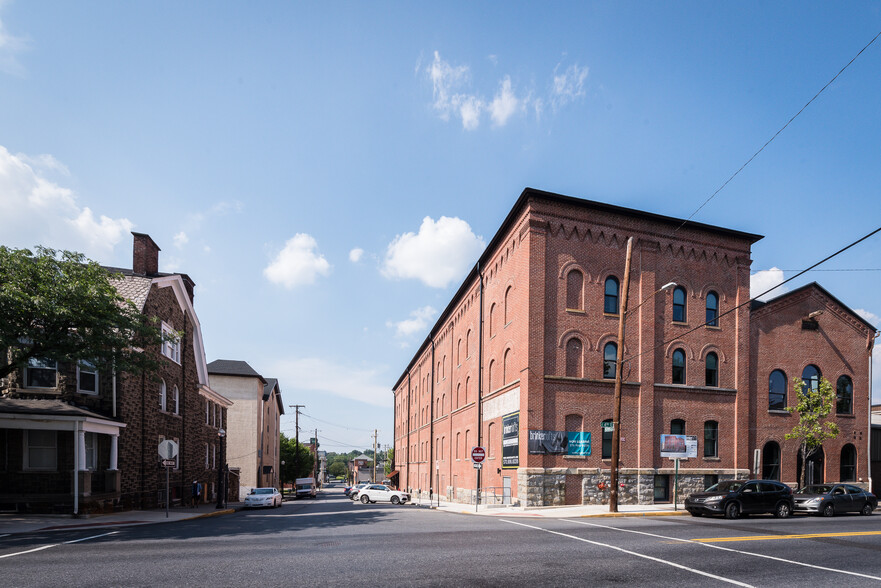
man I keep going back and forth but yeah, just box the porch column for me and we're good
[109,434,119,470]
[77,427,87,471]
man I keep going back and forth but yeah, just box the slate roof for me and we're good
[207,359,266,383]
[108,273,153,312]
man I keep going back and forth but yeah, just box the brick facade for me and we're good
[393,189,874,506]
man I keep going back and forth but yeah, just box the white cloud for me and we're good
[750,267,788,302]
[269,357,392,407]
[382,216,485,288]
[0,9,28,76]
[0,145,133,259]
[489,76,521,127]
[263,233,331,289]
[173,231,189,249]
[552,62,589,109]
[388,306,437,338]
[349,247,364,263]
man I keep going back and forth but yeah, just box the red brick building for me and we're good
[392,188,875,506]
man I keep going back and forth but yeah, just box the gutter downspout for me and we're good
[407,374,411,493]
[430,339,435,503]
[112,362,117,418]
[73,419,79,516]
[477,262,484,505]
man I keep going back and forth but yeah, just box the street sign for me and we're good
[161,459,176,467]
[473,462,482,469]
[471,446,486,463]
[158,440,179,459]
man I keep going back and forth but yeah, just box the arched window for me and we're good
[836,375,853,415]
[566,338,583,378]
[762,441,781,480]
[566,270,584,310]
[672,349,685,384]
[601,419,613,459]
[706,291,719,327]
[457,339,462,366]
[769,369,787,411]
[840,444,857,482]
[604,277,620,314]
[173,386,180,415]
[603,342,617,379]
[802,365,821,395]
[441,394,446,415]
[705,352,718,387]
[503,349,511,384]
[489,303,497,337]
[487,422,495,458]
[672,286,687,322]
[670,419,685,435]
[565,413,583,432]
[704,421,718,457]
[159,379,167,411]
[488,360,495,391]
[456,383,461,409]
[466,330,471,359]
[504,286,512,324]
[456,432,460,459]
[465,377,470,404]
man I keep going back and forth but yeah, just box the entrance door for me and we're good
[502,477,511,505]
[565,474,582,505]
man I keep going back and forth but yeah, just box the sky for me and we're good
[2,1,880,452]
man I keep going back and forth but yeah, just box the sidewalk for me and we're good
[412,498,690,519]
[0,502,242,536]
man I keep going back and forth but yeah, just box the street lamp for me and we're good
[216,428,226,509]
[609,237,676,512]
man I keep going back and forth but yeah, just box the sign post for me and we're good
[471,447,486,512]
[158,440,179,518]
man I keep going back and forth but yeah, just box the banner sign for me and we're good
[528,430,591,456]
[502,412,520,468]
[566,432,591,456]
[660,434,698,458]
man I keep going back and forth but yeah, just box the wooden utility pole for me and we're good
[372,429,379,483]
[289,405,304,483]
[609,237,633,512]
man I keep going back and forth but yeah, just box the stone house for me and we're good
[207,360,284,496]
[0,233,232,513]
[392,188,875,507]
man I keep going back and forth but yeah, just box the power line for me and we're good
[624,225,881,365]
[299,411,375,432]
[675,29,881,232]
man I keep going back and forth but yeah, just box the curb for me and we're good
[181,508,236,521]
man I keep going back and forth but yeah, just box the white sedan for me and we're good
[244,487,283,508]
[357,484,410,505]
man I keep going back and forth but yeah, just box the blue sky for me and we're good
[2,2,880,451]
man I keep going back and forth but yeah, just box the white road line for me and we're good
[0,544,58,559]
[0,534,10,538]
[501,519,753,587]
[63,531,119,544]
[570,520,881,582]
[0,530,119,559]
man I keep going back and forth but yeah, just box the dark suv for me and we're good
[684,479,793,519]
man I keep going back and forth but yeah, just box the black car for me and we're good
[684,479,793,519]
[793,484,877,517]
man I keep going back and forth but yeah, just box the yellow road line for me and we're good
[693,531,881,543]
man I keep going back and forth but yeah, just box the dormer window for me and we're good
[161,322,181,363]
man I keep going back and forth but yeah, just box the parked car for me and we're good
[357,484,410,505]
[684,479,793,519]
[244,487,283,509]
[793,484,877,517]
[349,483,370,500]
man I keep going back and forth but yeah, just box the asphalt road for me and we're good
[2,487,881,587]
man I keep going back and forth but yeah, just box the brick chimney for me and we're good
[132,232,161,275]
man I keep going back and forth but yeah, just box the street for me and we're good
[2,487,881,587]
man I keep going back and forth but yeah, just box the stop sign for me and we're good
[471,446,486,463]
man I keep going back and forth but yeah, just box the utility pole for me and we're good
[289,405,304,487]
[314,428,319,481]
[372,429,378,483]
[610,238,633,513]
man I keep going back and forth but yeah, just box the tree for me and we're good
[280,433,315,483]
[0,246,168,380]
[328,461,347,478]
[384,448,395,476]
[785,376,840,489]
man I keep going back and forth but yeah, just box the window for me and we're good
[566,270,583,310]
[456,383,461,409]
[670,419,685,435]
[565,338,583,378]
[25,357,57,388]
[77,361,98,394]
[762,441,780,481]
[466,330,471,359]
[705,352,718,387]
[205,401,210,424]
[205,443,209,468]
[604,277,620,314]
[603,342,617,379]
[706,291,719,327]
[487,423,495,458]
[504,286,512,324]
[601,420,613,459]
[488,360,495,391]
[161,323,181,363]
[672,349,685,384]
[456,432,460,459]
[24,430,57,470]
[672,286,687,322]
[653,475,669,502]
[769,369,787,411]
[489,304,497,337]
[703,474,719,489]
[173,386,180,415]
[503,349,511,384]
[85,432,97,470]
[704,421,718,457]
[465,377,470,404]
[801,365,821,395]
[457,339,462,366]
[160,379,167,412]
[840,444,857,482]
[836,375,853,415]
